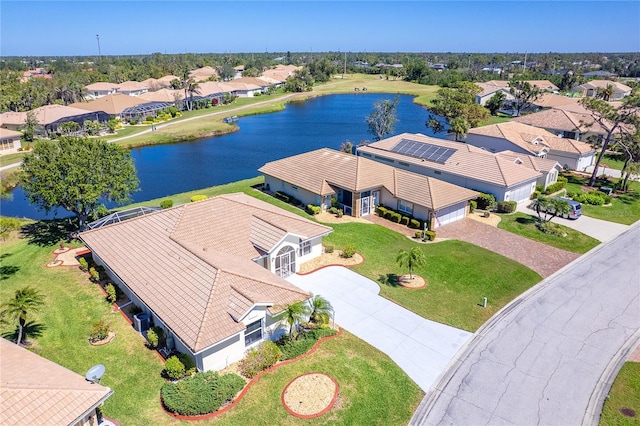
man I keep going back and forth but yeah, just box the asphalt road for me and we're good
[411,222,640,426]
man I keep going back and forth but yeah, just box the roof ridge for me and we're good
[227,269,309,296]
[494,157,509,186]
[193,269,221,351]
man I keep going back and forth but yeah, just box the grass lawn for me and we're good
[0,151,27,168]
[565,178,640,225]
[478,113,512,127]
[599,362,640,426]
[600,153,626,171]
[323,223,542,332]
[497,212,601,253]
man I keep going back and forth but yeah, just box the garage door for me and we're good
[508,183,535,204]
[434,203,467,228]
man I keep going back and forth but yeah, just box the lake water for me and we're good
[1,94,442,219]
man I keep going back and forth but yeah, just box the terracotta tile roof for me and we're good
[0,105,98,126]
[79,194,329,352]
[496,150,560,172]
[196,81,236,96]
[578,80,632,92]
[233,77,272,88]
[485,80,559,91]
[467,121,594,155]
[190,66,218,77]
[157,75,180,85]
[70,94,147,115]
[115,81,147,92]
[533,93,580,108]
[137,88,183,103]
[261,65,303,82]
[0,128,22,139]
[358,134,543,187]
[259,148,479,210]
[224,81,261,92]
[512,108,607,134]
[85,82,119,91]
[0,339,112,426]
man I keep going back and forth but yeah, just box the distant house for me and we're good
[475,80,559,106]
[0,128,22,153]
[80,194,332,372]
[0,105,111,137]
[0,338,113,426]
[137,88,184,104]
[530,93,580,110]
[583,71,616,78]
[260,148,479,229]
[85,82,119,99]
[464,121,595,171]
[189,66,219,82]
[70,93,147,119]
[357,133,548,204]
[115,81,148,97]
[261,65,303,85]
[574,80,632,100]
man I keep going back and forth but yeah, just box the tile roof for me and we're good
[85,82,119,91]
[532,93,580,108]
[196,81,236,97]
[578,80,632,92]
[137,88,183,103]
[115,81,148,92]
[358,134,543,187]
[0,339,112,426]
[70,94,147,115]
[259,148,479,210]
[0,128,22,139]
[484,80,559,91]
[79,194,329,352]
[496,150,560,172]
[224,81,262,92]
[512,107,608,135]
[467,121,594,155]
[156,75,180,85]
[0,105,98,126]
[232,77,272,88]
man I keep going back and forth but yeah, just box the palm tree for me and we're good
[599,84,615,102]
[396,247,427,279]
[0,287,45,345]
[308,295,332,325]
[283,301,310,339]
[182,76,200,111]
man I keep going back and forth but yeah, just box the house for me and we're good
[137,88,184,104]
[224,80,262,97]
[84,82,119,99]
[574,80,632,100]
[463,121,596,171]
[0,338,113,426]
[530,92,580,110]
[357,133,547,204]
[583,71,616,78]
[474,80,559,105]
[261,65,303,85]
[0,128,22,153]
[495,151,562,188]
[79,193,332,372]
[115,81,148,97]
[189,66,219,82]
[70,94,148,119]
[0,105,111,137]
[259,148,479,229]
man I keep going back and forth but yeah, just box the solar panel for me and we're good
[390,139,457,164]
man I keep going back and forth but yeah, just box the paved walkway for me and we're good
[410,223,640,426]
[287,267,472,392]
[435,218,580,278]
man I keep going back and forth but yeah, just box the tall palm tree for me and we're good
[308,295,332,325]
[0,287,45,345]
[599,84,615,102]
[185,77,201,111]
[396,247,427,279]
[283,301,310,339]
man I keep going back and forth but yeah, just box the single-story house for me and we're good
[79,193,332,372]
[115,81,148,97]
[70,94,147,118]
[137,88,184,104]
[463,121,596,171]
[0,128,22,153]
[0,338,113,426]
[190,66,219,82]
[261,65,303,84]
[529,92,580,110]
[0,105,111,137]
[357,133,548,204]
[475,80,559,105]
[224,81,262,97]
[573,80,632,100]
[259,148,479,229]
[495,150,562,188]
[85,82,119,99]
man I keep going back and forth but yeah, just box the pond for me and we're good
[1,94,443,219]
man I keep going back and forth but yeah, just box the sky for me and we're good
[1,1,639,56]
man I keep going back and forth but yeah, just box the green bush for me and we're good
[424,231,436,241]
[164,356,186,380]
[238,341,281,378]
[400,216,410,225]
[496,201,517,213]
[469,200,477,213]
[376,206,388,217]
[161,371,245,416]
[391,212,402,223]
[105,283,117,304]
[414,231,423,239]
[128,119,138,125]
[274,191,290,203]
[544,181,567,195]
[147,328,160,348]
[306,204,321,215]
[557,175,568,183]
[531,191,541,200]
[89,267,100,282]
[341,245,356,258]
[535,184,544,193]
[275,328,337,360]
[324,245,334,254]
[383,210,394,219]
[409,218,421,229]
[475,193,496,210]
[190,195,207,202]
[89,320,110,343]
[328,206,338,214]
[176,352,196,373]
[160,199,173,209]
[79,257,89,272]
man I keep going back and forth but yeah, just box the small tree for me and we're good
[0,287,45,345]
[340,140,354,154]
[396,247,427,279]
[485,91,506,116]
[283,301,310,339]
[508,80,543,115]
[532,196,571,224]
[308,295,332,325]
[366,96,399,141]
[21,111,39,142]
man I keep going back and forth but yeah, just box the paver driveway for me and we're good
[436,219,580,278]
[287,267,472,392]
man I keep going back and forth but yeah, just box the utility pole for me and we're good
[523,51,528,72]
[96,34,101,61]
[343,51,346,79]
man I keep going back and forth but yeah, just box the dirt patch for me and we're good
[298,250,363,274]
[282,373,338,418]
[467,211,502,227]
[397,274,427,289]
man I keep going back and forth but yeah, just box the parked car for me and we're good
[538,197,582,219]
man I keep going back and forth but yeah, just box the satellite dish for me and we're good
[85,364,106,384]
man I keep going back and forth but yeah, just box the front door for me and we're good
[275,246,296,278]
[361,195,370,216]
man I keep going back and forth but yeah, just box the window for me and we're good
[361,152,372,158]
[244,319,263,346]
[299,240,311,256]
[398,199,413,215]
[433,170,442,175]
[398,161,410,167]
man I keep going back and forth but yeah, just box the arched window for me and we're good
[274,246,296,278]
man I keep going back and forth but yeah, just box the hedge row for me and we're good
[275,327,338,360]
[376,206,423,229]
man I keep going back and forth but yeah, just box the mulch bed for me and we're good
[281,373,339,418]
[397,274,427,289]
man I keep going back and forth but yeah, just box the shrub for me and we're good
[535,184,544,193]
[306,204,321,215]
[496,201,517,213]
[409,218,421,229]
[164,356,186,380]
[544,181,567,195]
[557,175,568,183]
[414,231,424,239]
[161,371,245,416]
[176,352,196,374]
[89,320,110,343]
[190,195,207,202]
[537,221,567,237]
[376,206,388,217]
[274,191,290,203]
[531,191,541,200]
[341,245,356,258]
[79,257,89,272]
[128,119,138,125]
[238,341,281,378]
[160,199,173,209]
[400,216,410,225]
[147,328,160,348]
[105,283,117,304]
[475,193,496,210]
[324,245,334,254]
[391,212,402,223]
[328,206,338,214]
[275,327,337,360]
[89,267,100,282]
[469,200,477,213]
[424,231,436,241]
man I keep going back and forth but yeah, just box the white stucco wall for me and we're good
[267,234,324,275]
[197,334,244,372]
[263,175,323,208]
[548,150,594,171]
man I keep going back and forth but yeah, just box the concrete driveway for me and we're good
[517,202,629,243]
[287,267,472,392]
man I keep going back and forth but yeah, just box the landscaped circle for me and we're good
[281,373,338,418]
[397,274,427,289]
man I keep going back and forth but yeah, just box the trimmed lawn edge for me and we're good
[161,327,343,421]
